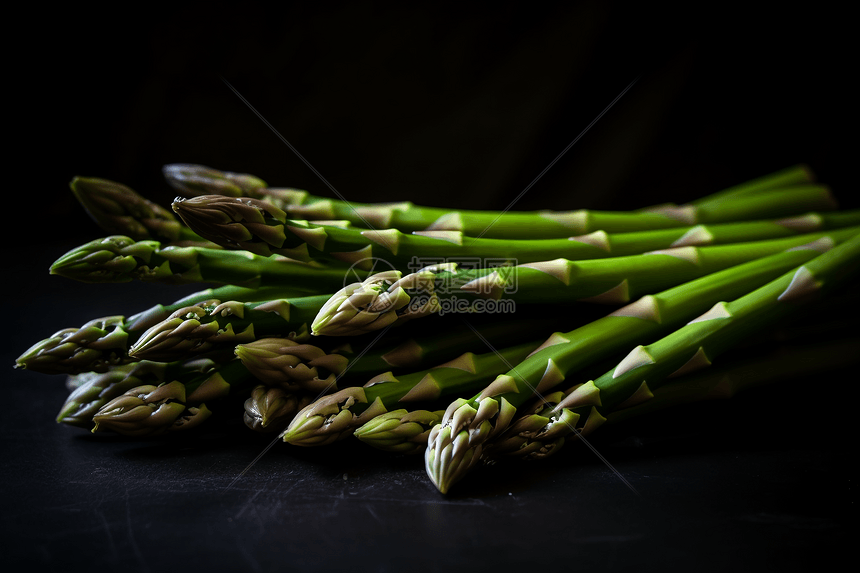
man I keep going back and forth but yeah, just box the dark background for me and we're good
[4,3,856,572]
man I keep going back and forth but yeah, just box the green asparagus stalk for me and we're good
[234,338,349,393]
[91,381,211,437]
[353,409,445,454]
[234,313,567,391]
[91,358,255,436]
[70,176,209,245]
[60,362,174,427]
[281,340,542,447]
[311,228,860,336]
[243,385,314,433]
[164,163,819,239]
[162,163,267,197]
[127,295,332,362]
[171,193,859,268]
[15,283,311,375]
[687,164,815,208]
[487,235,860,462]
[56,357,221,428]
[48,235,369,290]
[484,335,860,460]
[421,233,852,493]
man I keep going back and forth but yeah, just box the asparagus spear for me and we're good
[281,340,542,447]
[353,409,445,454]
[164,163,818,238]
[162,163,267,197]
[48,235,368,290]
[91,381,214,437]
[234,338,348,394]
[91,358,255,436]
[243,385,314,433]
[15,283,309,375]
[59,362,174,428]
[171,192,860,267]
[487,235,860,463]
[687,164,815,207]
[56,357,220,428]
[70,176,209,245]
[128,295,332,362]
[310,228,860,336]
[421,233,850,493]
[233,313,568,391]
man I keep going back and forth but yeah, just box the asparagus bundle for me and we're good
[485,233,860,465]
[164,163,821,239]
[169,191,855,268]
[421,233,853,493]
[310,228,860,336]
[19,160,859,500]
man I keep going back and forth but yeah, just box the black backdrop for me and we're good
[5,4,856,572]
[16,3,857,244]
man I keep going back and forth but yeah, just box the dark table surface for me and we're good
[5,5,857,572]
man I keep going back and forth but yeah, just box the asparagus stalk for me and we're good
[687,164,815,208]
[234,338,349,394]
[353,409,445,454]
[164,163,818,239]
[48,235,368,290]
[243,385,314,433]
[280,340,542,447]
[56,357,222,428]
[421,233,851,493]
[59,361,174,427]
[127,295,332,362]
[171,192,860,268]
[487,235,860,462]
[91,381,202,437]
[91,358,255,436]
[234,313,567,391]
[311,228,860,336]
[15,283,309,375]
[70,176,210,245]
[162,163,268,197]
